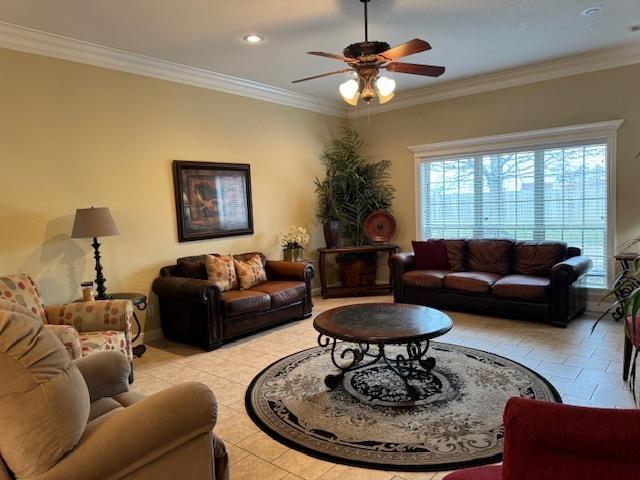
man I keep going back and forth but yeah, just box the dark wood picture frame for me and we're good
[172,160,254,242]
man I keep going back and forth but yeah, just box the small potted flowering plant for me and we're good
[281,225,310,262]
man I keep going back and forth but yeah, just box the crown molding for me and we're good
[2,20,639,120]
[351,42,640,118]
[0,21,347,118]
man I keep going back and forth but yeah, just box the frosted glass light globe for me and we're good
[339,79,359,100]
[376,76,396,96]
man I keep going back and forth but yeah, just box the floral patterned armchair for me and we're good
[0,274,133,362]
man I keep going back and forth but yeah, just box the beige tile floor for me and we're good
[132,296,635,480]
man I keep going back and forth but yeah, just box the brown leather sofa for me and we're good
[390,239,592,327]
[152,252,314,350]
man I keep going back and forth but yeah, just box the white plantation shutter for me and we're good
[418,141,608,287]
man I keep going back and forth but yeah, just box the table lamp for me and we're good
[71,207,119,300]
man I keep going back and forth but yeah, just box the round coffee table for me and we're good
[313,303,453,403]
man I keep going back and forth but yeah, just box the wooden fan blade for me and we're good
[307,51,354,62]
[385,62,445,77]
[380,39,431,60]
[291,69,352,83]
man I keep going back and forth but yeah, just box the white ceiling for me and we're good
[0,0,639,101]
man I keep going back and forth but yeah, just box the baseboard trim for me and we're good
[139,328,164,344]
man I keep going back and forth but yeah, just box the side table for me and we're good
[108,292,148,357]
[613,254,640,321]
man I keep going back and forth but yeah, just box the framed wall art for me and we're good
[172,160,253,242]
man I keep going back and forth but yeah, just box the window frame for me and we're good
[409,120,623,289]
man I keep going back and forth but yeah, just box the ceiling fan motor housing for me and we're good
[343,41,390,60]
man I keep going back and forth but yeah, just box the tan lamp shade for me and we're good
[71,207,119,239]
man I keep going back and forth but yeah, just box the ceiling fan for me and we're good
[292,0,445,106]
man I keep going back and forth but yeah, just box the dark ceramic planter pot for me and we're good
[323,221,341,247]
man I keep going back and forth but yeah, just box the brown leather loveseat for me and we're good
[152,252,314,350]
[390,239,592,327]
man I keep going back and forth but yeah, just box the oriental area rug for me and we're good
[246,342,560,471]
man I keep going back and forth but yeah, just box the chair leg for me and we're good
[129,362,134,384]
[623,335,632,382]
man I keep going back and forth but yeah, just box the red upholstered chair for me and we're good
[444,397,640,480]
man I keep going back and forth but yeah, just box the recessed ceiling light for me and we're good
[581,7,603,16]
[243,34,264,44]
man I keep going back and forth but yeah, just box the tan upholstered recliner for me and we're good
[0,299,229,480]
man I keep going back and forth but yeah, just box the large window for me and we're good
[412,122,621,288]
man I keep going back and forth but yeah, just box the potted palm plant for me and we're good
[314,129,394,286]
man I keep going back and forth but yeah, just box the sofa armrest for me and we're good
[266,260,314,283]
[32,382,217,480]
[74,351,130,402]
[45,300,133,333]
[389,252,416,277]
[389,252,416,273]
[389,252,416,302]
[43,324,82,360]
[551,255,592,283]
[152,276,221,304]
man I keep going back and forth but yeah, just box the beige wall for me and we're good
[351,63,640,265]
[2,45,640,335]
[0,48,345,332]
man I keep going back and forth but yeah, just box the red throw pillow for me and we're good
[412,240,449,270]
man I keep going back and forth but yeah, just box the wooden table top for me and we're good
[317,245,398,254]
[313,303,453,344]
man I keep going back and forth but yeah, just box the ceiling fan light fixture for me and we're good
[377,91,395,104]
[291,0,445,107]
[339,79,360,105]
[376,76,396,96]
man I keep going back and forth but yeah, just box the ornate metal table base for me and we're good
[318,334,436,403]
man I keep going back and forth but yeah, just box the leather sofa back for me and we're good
[514,241,568,276]
[468,239,514,275]
[422,239,571,277]
[443,240,466,272]
[175,253,267,280]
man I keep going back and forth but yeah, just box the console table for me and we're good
[613,253,640,321]
[318,244,398,298]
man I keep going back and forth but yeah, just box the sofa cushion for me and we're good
[220,290,271,317]
[492,275,550,300]
[205,254,238,291]
[514,241,567,276]
[234,254,268,290]
[443,272,502,294]
[468,239,514,275]
[412,240,449,270]
[0,305,90,478]
[444,239,466,272]
[78,331,129,358]
[403,270,450,289]
[250,281,306,308]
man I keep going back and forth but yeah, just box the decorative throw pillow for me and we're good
[205,254,238,291]
[234,254,268,290]
[412,240,450,270]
